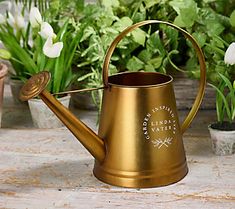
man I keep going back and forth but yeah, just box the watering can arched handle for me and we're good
[102,20,206,134]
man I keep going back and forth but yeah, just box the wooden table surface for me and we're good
[0,85,234,209]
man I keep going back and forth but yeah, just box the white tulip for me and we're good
[7,1,12,11]
[43,37,63,58]
[0,14,6,24]
[7,12,15,27]
[7,12,25,29]
[39,22,56,39]
[29,7,42,28]
[15,13,25,29]
[224,42,235,65]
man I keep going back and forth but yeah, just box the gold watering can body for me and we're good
[20,20,206,188]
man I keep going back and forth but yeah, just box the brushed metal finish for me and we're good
[19,20,206,188]
[94,72,188,187]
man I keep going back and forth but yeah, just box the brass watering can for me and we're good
[20,20,206,188]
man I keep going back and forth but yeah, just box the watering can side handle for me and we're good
[102,20,206,134]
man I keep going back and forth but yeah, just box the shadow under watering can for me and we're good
[20,20,206,188]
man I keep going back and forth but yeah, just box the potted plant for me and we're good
[0,4,83,128]
[168,0,235,109]
[72,0,180,109]
[73,0,235,111]
[208,42,235,155]
[0,1,48,104]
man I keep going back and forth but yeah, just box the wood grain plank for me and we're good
[0,129,234,209]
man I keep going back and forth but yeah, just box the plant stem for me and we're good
[10,57,24,65]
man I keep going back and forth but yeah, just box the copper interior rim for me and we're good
[107,72,173,87]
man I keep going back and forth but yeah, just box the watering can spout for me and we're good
[19,71,106,163]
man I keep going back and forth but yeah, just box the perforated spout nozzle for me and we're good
[19,71,51,101]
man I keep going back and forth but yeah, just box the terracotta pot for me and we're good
[28,95,71,128]
[208,123,235,155]
[0,63,8,127]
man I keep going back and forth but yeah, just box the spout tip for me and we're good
[19,71,51,101]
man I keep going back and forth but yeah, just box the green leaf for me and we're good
[205,19,225,36]
[230,10,235,27]
[144,64,155,72]
[170,0,197,27]
[163,26,179,49]
[138,49,152,63]
[76,0,85,13]
[39,54,46,71]
[209,82,232,122]
[192,32,207,47]
[126,56,144,71]
[146,32,166,56]
[65,26,84,72]
[131,28,146,46]
[180,6,197,27]
[55,20,69,42]
[118,0,135,6]
[81,43,98,57]
[203,0,216,2]
[101,32,118,50]
[1,34,37,74]
[144,0,160,9]
[227,91,235,121]
[148,57,163,69]
[132,12,146,23]
[204,43,225,56]
[0,49,11,60]
[219,73,235,113]
[232,108,235,121]
[113,17,133,32]
[77,72,94,82]
[169,0,186,14]
[216,82,225,122]
[210,36,225,49]
[173,16,186,27]
[80,26,96,42]
[101,0,119,8]
[53,56,62,93]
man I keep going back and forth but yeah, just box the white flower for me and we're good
[224,42,235,65]
[0,14,6,24]
[15,13,25,29]
[43,37,63,58]
[7,12,25,29]
[39,22,56,39]
[29,7,42,28]
[7,12,15,27]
